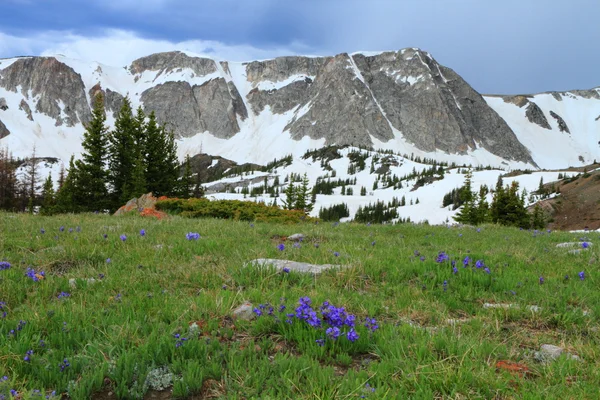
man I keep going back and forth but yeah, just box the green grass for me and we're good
[0,212,599,399]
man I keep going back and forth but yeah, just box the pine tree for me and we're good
[144,112,179,197]
[55,156,80,213]
[24,145,40,213]
[76,93,109,211]
[294,173,312,212]
[454,169,477,224]
[108,97,136,208]
[178,155,193,198]
[40,174,55,215]
[282,182,296,210]
[0,147,18,211]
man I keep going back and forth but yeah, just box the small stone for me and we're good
[527,305,541,313]
[287,233,305,242]
[246,259,344,274]
[556,242,591,248]
[483,303,515,309]
[68,278,76,288]
[534,344,580,363]
[232,302,255,321]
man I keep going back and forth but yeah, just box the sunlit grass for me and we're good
[0,212,599,399]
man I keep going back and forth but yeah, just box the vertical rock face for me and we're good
[0,57,91,126]
[525,102,551,129]
[19,99,33,121]
[141,81,201,136]
[549,111,570,133]
[89,83,125,117]
[0,119,9,138]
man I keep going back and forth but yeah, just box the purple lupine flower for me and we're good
[119,234,127,242]
[315,338,325,347]
[57,292,70,299]
[0,261,10,270]
[106,258,111,263]
[186,232,201,241]
[282,267,290,273]
[539,276,545,284]
[578,271,585,281]
[59,358,70,372]
[443,280,448,291]
[419,256,426,262]
[435,251,449,263]
[59,226,65,232]
[347,328,359,342]
[24,349,33,362]
[140,229,146,237]
[452,266,458,274]
[475,260,484,269]
[484,267,491,274]
[253,307,263,316]
[364,317,379,332]
[325,326,341,340]
[582,242,589,249]
[333,251,340,257]
[277,243,285,251]
[463,256,470,267]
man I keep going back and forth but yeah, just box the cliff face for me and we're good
[1,49,598,168]
[0,57,91,127]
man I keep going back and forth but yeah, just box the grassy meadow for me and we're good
[0,212,599,399]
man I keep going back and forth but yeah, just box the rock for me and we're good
[568,249,583,255]
[89,83,124,117]
[68,277,98,289]
[525,102,551,130]
[19,99,33,121]
[0,119,9,139]
[549,111,570,133]
[232,301,255,320]
[527,305,542,313]
[130,51,217,77]
[556,242,589,248]
[0,97,7,110]
[0,57,91,126]
[483,303,515,309]
[246,258,344,274]
[534,344,580,363]
[287,234,305,241]
[114,192,165,217]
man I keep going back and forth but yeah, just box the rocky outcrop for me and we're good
[19,99,33,121]
[0,57,90,126]
[129,51,216,77]
[549,110,570,133]
[141,78,247,138]
[0,97,7,110]
[0,119,9,138]
[141,81,200,136]
[525,102,551,129]
[89,83,125,117]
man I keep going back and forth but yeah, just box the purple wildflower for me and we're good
[140,229,146,237]
[59,226,65,232]
[582,242,589,249]
[315,338,325,347]
[293,242,301,249]
[59,358,70,372]
[443,280,448,291]
[186,232,201,240]
[347,328,359,342]
[333,251,340,257]
[24,349,33,362]
[539,276,545,284]
[253,307,263,316]
[484,267,491,274]
[119,234,127,242]
[364,317,379,332]
[282,267,290,273]
[0,261,10,270]
[326,326,341,340]
[103,233,108,239]
[57,292,70,299]
[277,243,285,251]
[435,251,449,263]
[452,266,458,274]
[463,256,470,267]
[578,271,585,281]
[475,260,484,269]
[40,228,45,234]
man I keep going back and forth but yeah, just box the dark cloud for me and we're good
[0,0,598,93]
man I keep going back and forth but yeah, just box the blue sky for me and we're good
[0,0,598,94]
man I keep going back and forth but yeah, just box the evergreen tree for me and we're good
[40,174,55,215]
[108,97,136,208]
[24,145,40,213]
[282,181,296,210]
[75,93,109,211]
[144,112,179,197]
[294,173,312,212]
[0,147,18,211]
[55,156,80,213]
[178,155,193,198]
[454,169,477,224]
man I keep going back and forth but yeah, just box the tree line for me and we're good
[0,93,199,214]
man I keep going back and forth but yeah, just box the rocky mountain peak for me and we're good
[129,51,217,77]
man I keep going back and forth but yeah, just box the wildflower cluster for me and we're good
[255,297,378,347]
[186,232,201,241]
[25,268,45,282]
[173,333,188,348]
[0,302,6,318]
[0,261,10,270]
[435,251,449,263]
[59,358,70,372]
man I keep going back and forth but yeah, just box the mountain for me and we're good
[2,48,597,169]
[0,49,598,226]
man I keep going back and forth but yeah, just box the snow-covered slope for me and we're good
[485,90,600,169]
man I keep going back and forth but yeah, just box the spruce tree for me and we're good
[40,174,55,215]
[282,181,296,210]
[0,147,18,211]
[108,97,136,208]
[55,156,80,213]
[76,93,109,211]
[178,155,193,198]
[144,112,179,197]
[294,173,312,212]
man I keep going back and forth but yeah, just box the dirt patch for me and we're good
[537,170,600,230]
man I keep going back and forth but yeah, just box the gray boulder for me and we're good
[247,258,344,274]
[0,119,9,138]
